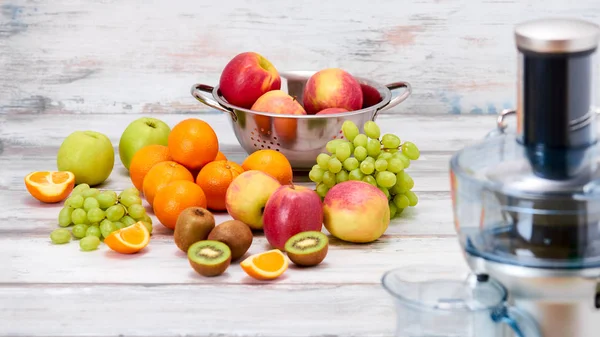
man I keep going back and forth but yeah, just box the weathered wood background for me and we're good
[2,0,599,116]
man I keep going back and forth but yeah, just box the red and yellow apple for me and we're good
[263,184,323,250]
[302,68,363,114]
[225,170,282,230]
[360,83,382,108]
[251,90,307,142]
[316,108,349,115]
[219,52,281,109]
[323,180,390,243]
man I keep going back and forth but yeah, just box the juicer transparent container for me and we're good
[449,129,600,269]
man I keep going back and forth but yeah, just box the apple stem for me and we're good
[289,180,295,189]
[291,96,297,102]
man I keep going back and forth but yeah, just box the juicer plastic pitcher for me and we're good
[381,265,540,337]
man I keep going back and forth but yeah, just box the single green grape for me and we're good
[360,161,375,175]
[381,134,401,149]
[121,215,137,226]
[394,152,411,169]
[58,207,73,227]
[71,208,88,225]
[122,187,140,197]
[348,168,365,181]
[403,172,415,190]
[72,224,89,239]
[367,138,381,157]
[96,191,117,209]
[322,171,337,187]
[405,190,419,206]
[316,183,329,198]
[113,221,126,230]
[363,156,376,164]
[141,213,152,225]
[389,202,398,219]
[50,228,71,244]
[378,152,393,160]
[335,142,352,162]
[354,146,368,161]
[363,121,381,139]
[353,134,368,148]
[379,186,391,199]
[100,219,118,238]
[390,172,408,194]
[326,139,345,154]
[362,175,377,186]
[128,204,146,220]
[376,171,397,188]
[336,170,349,183]
[402,141,420,160]
[80,235,101,251]
[375,159,388,172]
[341,120,360,142]
[65,194,84,209]
[387,158,405,173]
[119,194,142,208]
[72,183,91,195]
[87,208,106,223]
[86,225,101,238]
[316,153,331,169]
[82,188,100,198]
[141,221,153,235]
[328,157,342,173]
[309,167,325,183]
[393,194,410,209]
[106,204,126,222]
[83,197,100,212]
[343,157,359,171]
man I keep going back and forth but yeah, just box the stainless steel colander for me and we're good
[191,70,412,169]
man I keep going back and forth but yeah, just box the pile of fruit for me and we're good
[23,51,422,281]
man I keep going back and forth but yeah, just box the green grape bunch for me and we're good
[309,119,421,220]
[50,184,153,251]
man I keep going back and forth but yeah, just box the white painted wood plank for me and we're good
[2,1,599,116]
[1,236,467,285]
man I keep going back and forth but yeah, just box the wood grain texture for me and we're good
[2,1,599,116]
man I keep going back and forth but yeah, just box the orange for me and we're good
[168,118,219,171]
[240,249,289,280]
[24,171,75,203]
[142,161,194,206]
[196,160,245,211]
[129,145,172,191]
[153,180,207,230]
[104,221,150,254]
[241,149,293,185]
[215,151,227,161]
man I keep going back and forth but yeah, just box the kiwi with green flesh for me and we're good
[187,240,231,277]
[207,220,253,261]
[284,231,329,267]
[174,207,215,253]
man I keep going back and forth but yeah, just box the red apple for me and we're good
[251,90,307,142]
[360,83,382,108]
[316,108,349,115]
[219,52,281,109]
[302,68,363,114]
[323,180,390,243]
[263,184,324,250]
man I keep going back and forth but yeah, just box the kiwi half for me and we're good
[174,207,215,253]
[207,220,253,261]
[284,231,329,267]
[187,240,231,277]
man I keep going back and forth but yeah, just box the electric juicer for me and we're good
[450,18,600,337]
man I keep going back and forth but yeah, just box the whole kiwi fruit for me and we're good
[207,220,253,261]
[187,240,231,277]
[174,207,215,253]
[284,231,329,267]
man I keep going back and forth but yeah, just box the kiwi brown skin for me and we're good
[285,231,329,267]
[187,240,231,277]
[207,220,253,261]
[174,207,215,253]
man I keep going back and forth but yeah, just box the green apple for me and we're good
[57,131,115,186]
[118,117,171,170]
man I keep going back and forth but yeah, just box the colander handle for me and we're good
[372,81,412,120]
[190,83,238,122]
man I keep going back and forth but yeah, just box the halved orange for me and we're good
[240,249,289,280]
[104,221,150,254]
[24,171,75,203]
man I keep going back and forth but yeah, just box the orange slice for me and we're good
[104,221,150,254]
[240,249,289,280]
[24,171,75,203]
